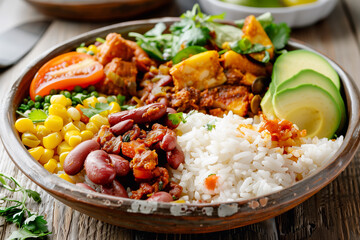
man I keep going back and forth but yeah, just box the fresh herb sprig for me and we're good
[0,173,51,239]
[81,102,112,118]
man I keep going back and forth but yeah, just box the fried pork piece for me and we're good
[242,15,275,61]
[98,58,137,96]
[170,87,200,112]
[200,85,252,116]
[222,50,268,86]
[96,33,134,66]
[96,33,155,71]
[169,51,227,91]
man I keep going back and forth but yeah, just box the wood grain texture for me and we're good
[0,0,360,239]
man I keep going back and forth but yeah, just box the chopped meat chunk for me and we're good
[131,182,153,200]
[170,87,200,112]
[170,51,227,91]
[98,58,137,96]
[222,50,267,86]
[200,85,252,116]
[94,126,122,154]
[130,145,158,171]
[95,33,134,66]
[167,181,183,199]
[242,15,275,61]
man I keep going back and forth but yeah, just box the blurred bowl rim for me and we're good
[205,0,335,13]
[1,17,359,232]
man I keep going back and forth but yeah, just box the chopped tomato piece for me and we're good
[75,104,89,123]
[204,174,219,191]
[30,52,104,100]
[133,168,153,179]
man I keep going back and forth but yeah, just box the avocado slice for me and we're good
[273,84,341,138]
[276,69,346,132]
[272,50,340,90]
[260,85,276,118]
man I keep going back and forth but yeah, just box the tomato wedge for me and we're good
[30,52,104,100]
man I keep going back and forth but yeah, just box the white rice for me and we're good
[170,112,343,203]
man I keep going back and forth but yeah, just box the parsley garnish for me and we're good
[121,105,136,110]
[205,120,216,131]
[0,173,51,239]
[230,38,272,62]
[122,134,131,142]
[27,110,48,123]
[81,102,112,118]
[168,113,186,125]
[158,181,163,191]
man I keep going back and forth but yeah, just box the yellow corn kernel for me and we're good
[44,115,63,132]
[61,122,80,136]
[50,94,68,106]
[58,173,75,184]
[86,122,99,134]
[44,158,57,173]
[15,118,35,133]
[97,96,107,103]
[43,132,62,149]
[57,141,73,155]
[59,151,69,166]
[64,130,82,147]
[88,44,98,54]
[109,102,121,114]
[173,199,186,203]
[73,121,86,131]
[99,110,109,117]
[67,107,81,121]
[80,130,94,141]
[35,125,51,140]
[28,146,45,161]
[56,162,63,172]
[22,132,40,148]
[49,103,68,119]
[89,114,109,128]
[38,149,54,165]
[83,96,98,108]
[66,98,72,107]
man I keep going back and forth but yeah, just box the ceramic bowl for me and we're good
[1,18,360,233]
[25,0,172,21]
[198,0,337,27]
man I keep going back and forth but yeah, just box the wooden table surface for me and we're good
[0,0,359,239]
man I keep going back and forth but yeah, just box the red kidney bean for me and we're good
[164,107,179,129]
[160,129,177,151]
[63,140,100,175]
[109,154,130,177]
[166,144,185,169]
[108,103,166,126]
[101,180,128,198]
[158,97,169,107]
[157,75,172,87]
[147,192,173,202]
[84,150,116,185]
[110,119,134,136]
[76,183,95,192]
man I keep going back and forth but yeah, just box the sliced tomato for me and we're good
[30,52,104,100]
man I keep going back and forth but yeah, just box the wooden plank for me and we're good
[343,0,360,47]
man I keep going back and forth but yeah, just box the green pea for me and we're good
[41,102,45,107]
[82,90,88,95]
[72,101,77,106]
[28,100,34,107]
[87,85,96,92]
[74,86,83,93]
[44,103,50,108]
[23,98,28,104]
[72,92,77,96]
[44,95,51,103]
[63,91,71,98]
[34,102,41,109]
[34,95,43,102]
[90,91,99,97]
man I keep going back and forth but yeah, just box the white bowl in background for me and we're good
[198,0,337,28]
